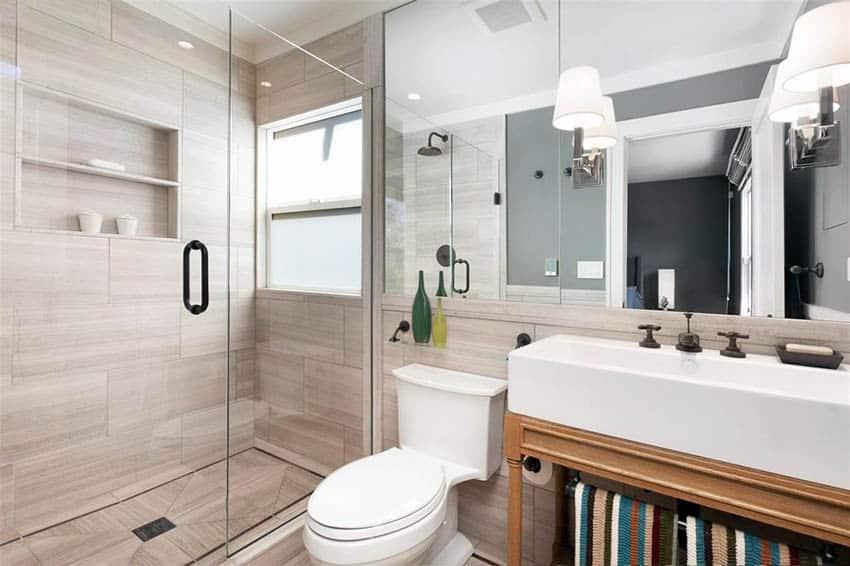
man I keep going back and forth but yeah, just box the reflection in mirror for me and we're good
[384,0,850,321]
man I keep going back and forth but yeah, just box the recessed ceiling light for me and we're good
[260,81,272,88]
[407,92,421,101]
[177,40,194,50]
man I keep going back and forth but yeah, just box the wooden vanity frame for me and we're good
[504,411,850,565]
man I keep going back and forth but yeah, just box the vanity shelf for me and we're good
[14,81,181,239]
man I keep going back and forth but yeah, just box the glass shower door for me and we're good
[0,1,233,563]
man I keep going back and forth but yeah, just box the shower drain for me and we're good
[132,517,176,541]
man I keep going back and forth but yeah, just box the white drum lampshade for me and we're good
[553,66,605,131]
[769,61,840,123]
[582,96,617,149]
[782,2,850,92]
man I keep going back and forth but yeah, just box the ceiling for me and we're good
[161,0,406,62]
[627,129,740,185]
[385,0,803,127]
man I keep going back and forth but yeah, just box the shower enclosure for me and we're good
[0,2,369,563]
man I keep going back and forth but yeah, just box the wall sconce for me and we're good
[552,66,617,187]
[768,2,850,170]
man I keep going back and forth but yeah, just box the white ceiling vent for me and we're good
[474,0,533,33]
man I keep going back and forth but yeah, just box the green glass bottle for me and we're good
[432,271,447,348]
[411,270,432,343]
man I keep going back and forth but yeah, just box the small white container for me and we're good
[78,211,103,234]
[116,214,139,236]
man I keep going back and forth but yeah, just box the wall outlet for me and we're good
[544,258,558,277]
[577,260,604,279]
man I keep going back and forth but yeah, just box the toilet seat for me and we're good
[307,448,446,541]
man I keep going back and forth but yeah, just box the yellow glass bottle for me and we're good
[432,271,447,348]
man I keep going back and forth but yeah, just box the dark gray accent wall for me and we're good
[610,62,774,121]
[505,107,560,287]
[785,85,850,316]
[627,176,730,314]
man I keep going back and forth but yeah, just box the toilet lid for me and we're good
[307,448,445,538]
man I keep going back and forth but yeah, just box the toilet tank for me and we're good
[393,364,507,480]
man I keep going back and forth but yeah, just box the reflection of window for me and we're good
[267,105,362,293]
[739,178,753,316]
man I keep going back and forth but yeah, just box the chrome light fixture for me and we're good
[552,66,616,187]
[768,2,850,170]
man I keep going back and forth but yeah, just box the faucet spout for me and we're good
[676,313,702,353]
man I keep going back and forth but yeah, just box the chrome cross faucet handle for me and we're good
[638,324,662,348]
[718,331,749,358]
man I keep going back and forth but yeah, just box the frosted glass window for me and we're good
[270,209,361,292]
[267,107,362,292]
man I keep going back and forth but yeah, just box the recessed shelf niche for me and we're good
[15,81,181,239]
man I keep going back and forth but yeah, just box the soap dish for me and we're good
[776,345,844,369]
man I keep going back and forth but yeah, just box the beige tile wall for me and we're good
[0,0,256,543]
[254,291,364,477]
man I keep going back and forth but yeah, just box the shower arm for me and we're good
[428,132,448,146]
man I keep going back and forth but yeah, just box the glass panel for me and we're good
[225,7,368,555]
[0,0,232,563]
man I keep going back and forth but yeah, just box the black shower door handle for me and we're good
[453,258,470,295]
[182,240,209,315]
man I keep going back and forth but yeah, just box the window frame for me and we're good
[258,98,363,294]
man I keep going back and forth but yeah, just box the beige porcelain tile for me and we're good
[381,372,399,449]
[256,51,306,96]
[131,534,194,565]
[268,298,344,363]
[0,151,14,229]
[266,72,346,123]
[230,193,256,248]
[236,348,255,400]
[0,540,40,565]
[0,369,107,461]
[107,354,226,432]
[343,306,363,368]
[17,6,182,126]
[304,359,362,430]
[267,412,344,472]
[234,55,256,99]
[343,426,363,464]
[236,246,256,298]
[181,400,253,469]
[13,301,180,378]
[26,529,142,566]
[0,231,109,306]
[109,239,181,303]
[458,475,535,564]
[0,462,16,545]
[130,418,184,494]
[255,298,271,352]
[24,0,111,38]
[233,144,256,200]
[181,297,254,358]
[232,92,256,150]
[344,63,364,97]
[183,129,228,192]
[401,315,531,379]
[231,521,306,566]
[181,185,228,245]
[275,465,321,511]
[21,86,171,180]
[0,0,16,66]
[12,432,136,534]
[183,72,229,141]
[20,165,171,237]
[111,0,228,87]
[255,350,303,412]
[256,95,270,125]
[303,22,363,81]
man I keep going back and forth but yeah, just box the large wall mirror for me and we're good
[384,0,850,323]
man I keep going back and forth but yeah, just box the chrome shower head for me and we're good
[418,131,448,156]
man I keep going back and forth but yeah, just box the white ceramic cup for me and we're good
[116,215,139,236]
[78,211,103,234]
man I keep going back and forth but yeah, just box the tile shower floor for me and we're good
[0,449,322,566]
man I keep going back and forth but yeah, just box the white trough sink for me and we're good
[508,335,850,489]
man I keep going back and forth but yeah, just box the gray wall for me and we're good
[505,107,560,287]
[505,107,606,290]
[785,85,850,316]
[627,176,730,314]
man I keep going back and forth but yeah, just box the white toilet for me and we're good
[303,363,507,566]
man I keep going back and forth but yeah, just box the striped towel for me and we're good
[574,482,678,566]
[686,516,823,566]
